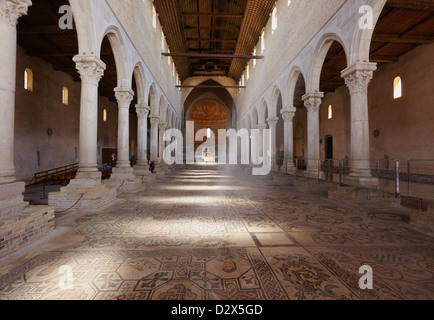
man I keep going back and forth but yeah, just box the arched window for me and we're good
[62,87,69,105]
[103,109,107,122]
[328,105,333,119]
[260,31,265,54]
[394,76,402,99]
[272,6,278,34]
[152,6,157,30]
[207,128,211,139]
[246,65,250,80]
[24,68,33,92]
[253,48,257,67]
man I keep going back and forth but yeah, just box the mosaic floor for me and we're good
[1,166,434,300]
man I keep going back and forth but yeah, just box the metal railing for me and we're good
[275,157,434,200]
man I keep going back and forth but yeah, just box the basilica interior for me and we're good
[0,0,434,301]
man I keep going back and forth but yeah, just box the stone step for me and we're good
[328,186,400,206]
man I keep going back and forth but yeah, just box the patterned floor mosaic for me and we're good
[1,167,434,300]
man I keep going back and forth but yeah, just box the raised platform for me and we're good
[48,183,117,213]
[0,204,55,259]
[402,197,434,237]
[328,186,400,206]
[293,178,338,197]
[103,167,144,194]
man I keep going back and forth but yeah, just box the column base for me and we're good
[104,167,143,194]
[0,182,28,219]
[303,168,323,180]
[286,163,297,175]
[344,174,379,188]
[48,179,118,213]
[133,163,151,177]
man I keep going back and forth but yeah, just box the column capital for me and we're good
[73,55,106,85]
[0,0,31,26]
[257,122,267,130]
[136,104,150,119]
[341,62,377,95]
[158,121,167,130]
[114,87,134,108]
[150,115,160,126]
[267,116,279,128]
[280,107,297,122]
[302,92,324,113]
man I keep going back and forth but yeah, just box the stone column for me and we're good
[0,0,32,218]
[281,107,297,174]
[158,121,167,165]
[134,104,150,176]
[49,54,117,210]
[302,92,324,178]
[257,122,267,159]
[267,117,279,172]
[149,116,160,163]
[71,55,106,185]
[113,87,134,173]
[342,63,378,186]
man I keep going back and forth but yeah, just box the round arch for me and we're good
[158,96,167,122]
[69,0,96,56]
[99,26,129,87]
[132,63,146,105]
[148,83,158,116]
[286,66,306,107]
[351,0,387,65]
[308,33,349,93]
[258,99,268,124]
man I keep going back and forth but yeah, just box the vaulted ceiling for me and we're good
[153,0,277,82]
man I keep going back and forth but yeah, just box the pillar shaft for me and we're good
[73,55,106,178]
[267,117,279,170]
[257,122,267,159]
[0,0,32,184]
[114,87,134,169]
[342,63,377,177]
[158,121,166,164]
[281,107,297,172]
[303,93,324,175]
[150,116,160,162]
[136,104,150,167]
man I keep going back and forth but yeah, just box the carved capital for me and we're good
[114,87,134,109]
[73,55,106,85]
[150,115,160,127]
[280,107,297,122]
[159,121,167,130]
[267,117,279,128]
[257,122,267,131]
[136,104,150,119]
[0,0,31,26]
[341,63,377,95]
[343,70,373,95]
[302,93,323,113]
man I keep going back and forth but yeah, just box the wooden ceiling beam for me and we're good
[182,12,243,18]
[186,38,238,43]
[370,55,400,63]
[372,35,434,44]
[385,0,434,11]
[162,52,264,59]
[184,26,240,32]
[18,25,76,35]
[177,85,245,89]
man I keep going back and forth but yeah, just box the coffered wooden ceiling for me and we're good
[153,0,277,82]
[15,0,434,106]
